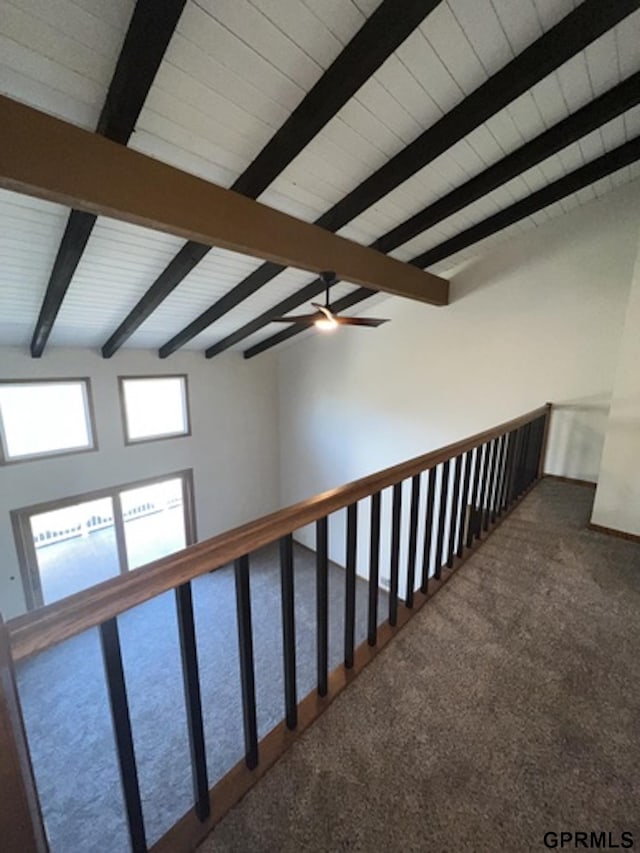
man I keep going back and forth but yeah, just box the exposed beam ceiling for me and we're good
[29,0,187,357]
[0,96,449,306]
[161,0,640,358]
[374,71,640,255]
[246,70,640,352]
[246,135,640,358]
[100,0,444,357]
[202,67,640,360]
[410,136,640,269]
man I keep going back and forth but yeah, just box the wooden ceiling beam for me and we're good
[29,0,187,357]
[163,0,640,358]
[101,0,444,357]
[246,135,640,358]
[0,96,449,307]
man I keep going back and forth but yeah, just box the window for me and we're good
[12,470,195,610]
[0,379,96,463]
[119,375,190,444]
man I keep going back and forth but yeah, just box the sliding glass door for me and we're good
[13,470,195,610]
[120,478,187,570]
[29,497,120,604]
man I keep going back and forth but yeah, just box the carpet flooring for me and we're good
[16,543,387,852]
[197,480,640,853]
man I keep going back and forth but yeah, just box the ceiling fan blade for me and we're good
[271,314,318,324]
[335,317,390,327]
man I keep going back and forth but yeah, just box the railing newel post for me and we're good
[0,615,48,853]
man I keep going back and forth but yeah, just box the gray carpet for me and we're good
[16,543,388,852]
[198,480,640,853]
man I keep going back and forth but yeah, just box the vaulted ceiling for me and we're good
[1,0,639,358]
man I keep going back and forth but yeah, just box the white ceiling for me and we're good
[0,0,639,353]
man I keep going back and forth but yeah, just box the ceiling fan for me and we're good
[272,271,390,333]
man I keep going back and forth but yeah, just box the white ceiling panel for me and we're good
[300,1,369,45]
[130,0,376,192]
[0,190,70,345]
[0,0,134,128]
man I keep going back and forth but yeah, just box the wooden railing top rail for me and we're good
[6,404,550,662]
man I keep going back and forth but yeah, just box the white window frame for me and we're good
[0,378,97,465]
[118,374,191,445]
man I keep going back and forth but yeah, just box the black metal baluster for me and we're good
[518,424,530,496]
[484,439,499,531]
[534,416,545,480]
[344,502,357,669]
[530,417,544,485]
[316,517,328,697]
[100,618,147,853]
[490,435,506,524]
[479,439,495,533]
[279,534,297,729]
[523,421,534,488]
[457,451,472,558]
[420,467,436,593]
[175,582,209,822]
[526,422,534,486]
[507,428,522,506]
[405,474,421,607]
[496,433,509,515]
[472,444,485,539]
[234,555,258,769]
[447,455,462,568]
[434,460,450,579]
[389,483,402,626]
[503,430,518,510]
[516,424,527,498]
[467,445,483,548]
[368,492,381,646]
[491,435,505,523]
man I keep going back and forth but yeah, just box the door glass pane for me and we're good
[30,498,120,605]
[120,478,187,570]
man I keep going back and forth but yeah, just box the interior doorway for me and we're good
[12,470,195,610]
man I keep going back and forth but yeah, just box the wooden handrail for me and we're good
[7,404,550,662]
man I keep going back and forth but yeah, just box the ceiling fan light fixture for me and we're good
[314,316,338,332]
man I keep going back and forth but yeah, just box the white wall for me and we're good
[0,346,280,618]
[591,225,640,537]
[276,182,640,568]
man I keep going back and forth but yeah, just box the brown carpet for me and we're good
[198,479,640,853]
